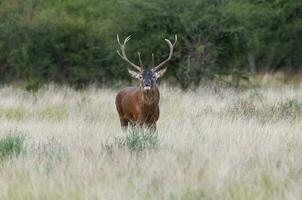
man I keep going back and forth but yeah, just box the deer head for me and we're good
[117,35,177,90]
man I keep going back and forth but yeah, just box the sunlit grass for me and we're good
[0,106,27,121]
[37,105,68,121]
[0,84,301,199]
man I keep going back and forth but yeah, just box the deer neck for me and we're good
[138,85,159,106]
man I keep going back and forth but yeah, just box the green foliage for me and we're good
[0,134,25,158]
[24,78,43,92]
[126,129,159,152]
[0,0,301,88]
[0,106,26,121]
[38,105,68,122]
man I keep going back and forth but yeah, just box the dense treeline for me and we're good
[0,0,301,89]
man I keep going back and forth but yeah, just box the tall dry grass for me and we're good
[0,84,302,200]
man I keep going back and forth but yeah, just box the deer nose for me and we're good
[144,80,151,86]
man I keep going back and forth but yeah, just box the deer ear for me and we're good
[155,68,167,79]
[128,69,141,79]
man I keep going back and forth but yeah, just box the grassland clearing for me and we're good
[0,84,301,199]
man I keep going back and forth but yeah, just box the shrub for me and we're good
[0,134,25,158]
[0,0,301,88]
[126,129,160,152]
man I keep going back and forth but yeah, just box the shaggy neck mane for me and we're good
[139,86,159,105]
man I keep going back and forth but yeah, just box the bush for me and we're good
[126,129,160,152]
[0,134,25,158]
[0,0,301,88]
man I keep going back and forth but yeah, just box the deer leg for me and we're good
[119,118,128,132]
[146,123,157,133]
[130,122,143,132]
[150,124,157,133]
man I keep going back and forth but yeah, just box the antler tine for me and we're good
[117,34,121,45]
[124,35,131,44]
[152,34,177,72]
[138,52,143,67]
[152,53,155,67]
[116,34,142,72]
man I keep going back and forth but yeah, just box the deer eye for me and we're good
[152,75,156,80]
[138,75,143,80]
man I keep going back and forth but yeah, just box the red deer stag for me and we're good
[115,35,177,131]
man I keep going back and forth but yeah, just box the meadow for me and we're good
[0,83,302,200]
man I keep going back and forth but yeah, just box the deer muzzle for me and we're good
[143,86,151,90]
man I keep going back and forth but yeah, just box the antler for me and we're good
[137,52,143,67]
[152,35,177,72]
[117,35,142,72]
[151,53,155,68]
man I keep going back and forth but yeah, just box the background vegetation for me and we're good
[0,0,301,89]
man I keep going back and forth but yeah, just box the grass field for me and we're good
[0,84,302,200]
